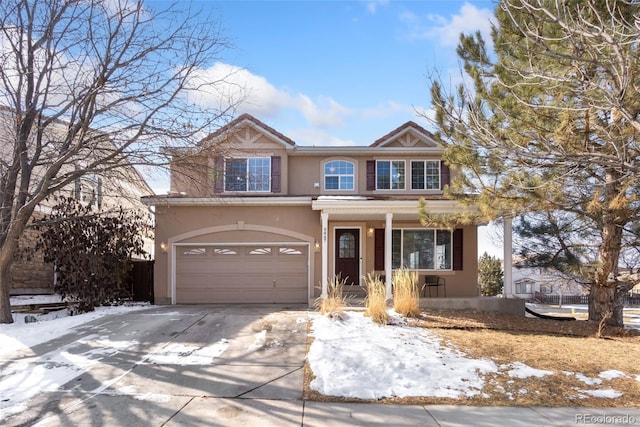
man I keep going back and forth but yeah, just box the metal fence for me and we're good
[532,292,640,306]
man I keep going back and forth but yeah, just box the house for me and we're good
[143,114,481,305]
[512,265,587,300]
[2,109,155,295]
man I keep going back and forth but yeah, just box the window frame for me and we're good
[411,160,441,190]
[515,281,534,294]
[224,156,271,193]
[376,160,405,190]
[77,175,102,209]
[323,160,355,191]
[391,228,452,271]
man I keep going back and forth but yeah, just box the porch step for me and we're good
[343,285,366,297]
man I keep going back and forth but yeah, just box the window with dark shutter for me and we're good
[453,228,463,270]
[271,156,281,193]
[366,160,375,191]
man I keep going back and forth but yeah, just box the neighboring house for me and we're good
[144,114,481,306]
[3,111,155,295]
[512,265,586,300]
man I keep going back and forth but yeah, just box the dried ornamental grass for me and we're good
[364,273,389,324]
[314,275,348,318]
[392,268,421,317]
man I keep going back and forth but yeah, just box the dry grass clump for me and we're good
[364,273,389,324]
[392,268,421,317]
[314,275,348,318]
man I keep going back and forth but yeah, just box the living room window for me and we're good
[324,160,354,190]
[224,157,271,192]
[391,229,452,270]
[376,160,405,190]
[411,160,440,190]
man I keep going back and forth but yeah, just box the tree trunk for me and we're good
[0,251,15,324]
[0,211,31,324]
[589,284,620,326]
[590,219,625,326]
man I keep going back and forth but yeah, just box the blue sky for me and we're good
[148,0,503,256]
[167,0,495,147]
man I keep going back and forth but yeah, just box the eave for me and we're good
[290,146,444,156]
[142,196,313,207]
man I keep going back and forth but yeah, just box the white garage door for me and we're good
[175,244,308,304]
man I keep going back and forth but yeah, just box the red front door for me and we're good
[335,229,360,286]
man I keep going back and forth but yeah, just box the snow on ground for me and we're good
[1,298,156,420]
[308,311,497,399]
[1,298,639,421]
[527,303,640,331]
[307,310,636,401]
[2,296,153,354]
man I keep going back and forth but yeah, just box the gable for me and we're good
[201,113,296,153]
[370,121,439,148]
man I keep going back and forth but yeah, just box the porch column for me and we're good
[321,212,329,298]
[385,212,393,300]
[503,216,514,298]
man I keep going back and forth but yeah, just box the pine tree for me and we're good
[478,252,504,296]
[428,1,640,326]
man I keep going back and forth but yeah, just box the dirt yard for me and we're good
[304,309,640,407]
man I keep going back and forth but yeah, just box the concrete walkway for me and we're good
[2,305,640,426]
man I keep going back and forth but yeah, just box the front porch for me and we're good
[312,197,482,301]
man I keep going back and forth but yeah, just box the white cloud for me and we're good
[400,2,493,47]
[362,101,414,120]
[411,106,437,128]
[186,62,351,128]
[364,0,389,14]
[287,128,356,147]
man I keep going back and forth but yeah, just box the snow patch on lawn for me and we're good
[577,389,623,399]
[308,311,498,399]
[503,362,553,379]
[599,369,626,380]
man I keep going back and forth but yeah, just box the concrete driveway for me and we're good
[5,304,640,427]
[3,304,311,427]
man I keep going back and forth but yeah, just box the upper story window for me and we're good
[411,160,440,190]
[76,175,102,209]
[376,160,405,190]
[225,157,271,192]
[324,160,354,190]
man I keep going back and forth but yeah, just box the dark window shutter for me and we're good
[213,156,224,193]
[271,156,281,193]
[374,228,385,270]
[453,228,463,270]
[74,178,81,200]
[366,160,376,191]
[96,178,103,209]
[440,163,450,190]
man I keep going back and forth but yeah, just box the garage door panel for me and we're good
[177,288,274,304]
[175,244,308,304]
